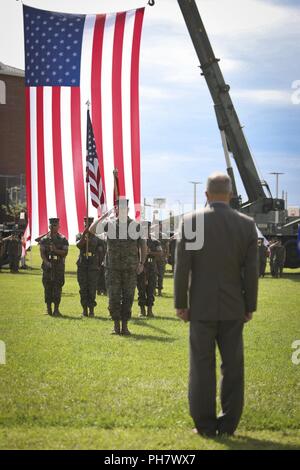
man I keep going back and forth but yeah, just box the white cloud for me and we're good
[140,85,176,101]
[141,34,246,86]
[232,89,292,106]
[145,0,300,36]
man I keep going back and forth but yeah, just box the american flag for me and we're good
[86,109,106,212]
[23,221,31,252]
[23,4,145,242]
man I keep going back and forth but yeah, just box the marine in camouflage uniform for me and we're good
[138,223,162,317]
[258,239,268,278]
[168,233,176,273]
[156,223,169,296]
[39,218,69,316]
[6,231,22,273]
[103,199,147,335]
[76,217,106,317]
[97,236,107,296]
[0,232,4,272]
[273,240,286,278]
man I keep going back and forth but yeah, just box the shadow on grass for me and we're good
[54,314,83,321]
[131,318,171,336]
[151,315,179,322]
[125,333,176,343]
[56,314,111,321]
[206,434,300,450]
[281,273,300,282]
[157,293,174,299]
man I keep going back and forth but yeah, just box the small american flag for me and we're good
[86,110,106,212]
[23,221,31,253]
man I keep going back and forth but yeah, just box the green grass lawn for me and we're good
[0,247,299,450]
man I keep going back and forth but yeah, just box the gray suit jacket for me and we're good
[174,203,259,321]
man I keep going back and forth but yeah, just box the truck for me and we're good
[176,0,300,268]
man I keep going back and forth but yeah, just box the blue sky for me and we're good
[1,0,299,212]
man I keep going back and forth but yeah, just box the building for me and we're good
[0,62,25,222]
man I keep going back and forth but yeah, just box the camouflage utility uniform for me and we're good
[258,242,268,278]
[105,217,145,333]
[273,245,286,278]
[7,236,21,273]
[40,233,69,313]
[138,237,162,316]
[76,233,105,316]
[0,235,4,271]
[97,237,107,295]
[156,236,169,294]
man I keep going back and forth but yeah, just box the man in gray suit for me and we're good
[174,173,259,437]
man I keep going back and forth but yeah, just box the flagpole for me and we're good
[86,101,90,257]
[113,168,119,206]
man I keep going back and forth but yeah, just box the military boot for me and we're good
[147,306,155,318]
[46,303,53,316]
[82,306,88,317]
[139,305,146,317]
[53,304,62,317]
[112,320,121,335]
[121,320,131,336]
[89,306,95,318]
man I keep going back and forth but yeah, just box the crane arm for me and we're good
[177,0,266,203]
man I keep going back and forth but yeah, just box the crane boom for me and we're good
[177,0,267,204]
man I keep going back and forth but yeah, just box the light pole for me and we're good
[189,181,202,211]
[176,200,184,216]
[269,172,284,199]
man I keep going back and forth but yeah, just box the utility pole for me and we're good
[189,181,202,211]
[269,172,284,199]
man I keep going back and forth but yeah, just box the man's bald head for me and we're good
[206,173,232,204]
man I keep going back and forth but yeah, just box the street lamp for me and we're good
[269,172,284,199]
[189,181,202,211]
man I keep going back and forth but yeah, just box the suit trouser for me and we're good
[189,320,244,435]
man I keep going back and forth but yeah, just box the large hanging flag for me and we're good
[23,4,145,242]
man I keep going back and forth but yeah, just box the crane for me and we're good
[175,0,300,268]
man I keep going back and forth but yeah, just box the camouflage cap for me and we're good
[49,218,60,226]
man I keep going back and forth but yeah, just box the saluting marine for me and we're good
[103,198,147,335]
[76,217,106,317]
[39,218,69,316]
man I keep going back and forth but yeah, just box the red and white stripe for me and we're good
[26,8,145,243]
[87,153,106,212]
